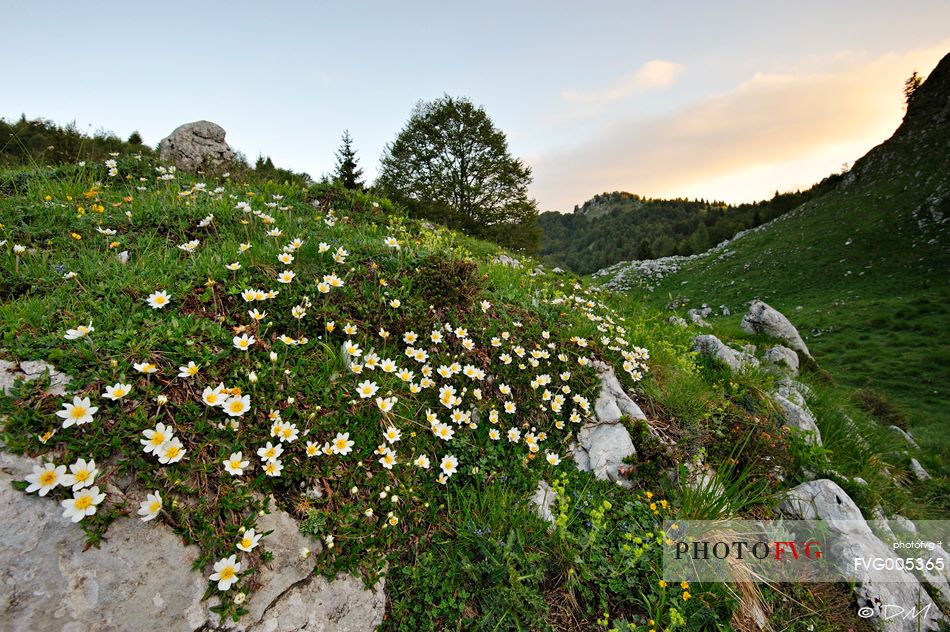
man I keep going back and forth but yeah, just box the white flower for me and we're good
[276,270,296,284]
[146,290,171,309]
[383,426,402,444]
[546,452,561,466]
[237,528,262,552]
[330,432,354,455]
[158,437,186,464]
[102,382,132,401]
[223,394,251,417]
[439,455,459,478]
[64,322,94,340]
[141,422,173,454]
[134,361,158,374]
[233,333,255,351]
[61,486,106,522]
[202,384,227,407]
[257,441,283,462]
[414,454,431,469]
[356,380,379,399]
[378,448,397,470]
[138,491,163,521]
[209,555,241,591]
[223,451,249,476]
[62,458,98,491]
[25,462,66,496]
[56,396,98,428]
[178,361,200,378]
[263,459,283,477]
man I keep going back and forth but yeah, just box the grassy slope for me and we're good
[633,67,950,461]
[0,155,933,631]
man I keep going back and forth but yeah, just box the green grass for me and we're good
[1,153,934,630]
[611,117,950,467]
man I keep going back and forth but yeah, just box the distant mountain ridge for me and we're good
[538,178,841,275]
[597,52,950,450]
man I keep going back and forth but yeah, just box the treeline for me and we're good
[539,176,842,274]
[0,115,154,166]
[0,115,311,187]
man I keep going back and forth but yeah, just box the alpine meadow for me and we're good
[2,3,949,632]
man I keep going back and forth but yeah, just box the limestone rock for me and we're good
[246,573,385,632]
[692,335,757,373]
[686,308,712,328]
[770,392,822,445]
[0,451,208,632]
[1,359,70,396]
[592,360,647,423]
[492,254,522,268]
[890,426,920,450]
[573,422,636,484]
[763,345,799,376]
[780,480,946,631]
[159,121,235,172]
[911,458,932,481]
[740,301,813,360]
[0,450,385,632]
[530,481,557,526]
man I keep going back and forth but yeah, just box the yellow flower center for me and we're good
[335,439,347,449]
[40,471,57,485]
[149,501,161,512]
[230,401,244,413]
[165,445,180,458]
[74,470,89,483]
[241,537,252,549]
[219,566,235,580]
[71,406,87,419]
[151,432,165,447]
[74,496,92,510]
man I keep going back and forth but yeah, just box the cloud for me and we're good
[561,59,683,104]
[533,42,950,212]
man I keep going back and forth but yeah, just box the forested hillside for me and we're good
[539,177,841,274]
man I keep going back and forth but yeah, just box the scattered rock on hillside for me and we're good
[911,458,932,481]
[770,391,822,445]
[780,479,946,632]
[159,121,235,172]
[592,360,647,423]
[668,316,688,328]
[687,308,712,328]
[530,481,557,527]
[0,450,385,632]
[492,254,522,268]
[763,345,799,376]
[692,335,757,372]
[890,425,920,450]
[1,359,70,396]
[740,301,813,361]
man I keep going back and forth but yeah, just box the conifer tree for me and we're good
[334,130,364,190]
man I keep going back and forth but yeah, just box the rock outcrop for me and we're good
[571,361,643,485]
[159,121,235,172]
[780,479,946,632]
[692,334,758,372]
[0,450,385,632]
[0,359,70,396]
[740,301,813,360]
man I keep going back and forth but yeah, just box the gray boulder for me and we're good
[763,345,799,376]
[890,426,920,450]
[1,359,70,396]
[492,254,522,268]
[740,301,813,360]
[0,450,386,632]
[692,335,758,372]
[572,422,636,484]
[770,392,822,445]
[591,360,647,423]
[686,308,712,328]
[911,458,932,481]
[780,480,945,631]
[159,121,235,172]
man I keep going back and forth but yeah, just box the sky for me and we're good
[3,1,949,212]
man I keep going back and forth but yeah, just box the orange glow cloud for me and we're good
[561,59,683,103]
[533,42,950,211]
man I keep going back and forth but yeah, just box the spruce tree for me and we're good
[334,130,364,190]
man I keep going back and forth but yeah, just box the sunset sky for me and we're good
[3,1,949,212]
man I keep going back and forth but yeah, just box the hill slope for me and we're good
[598,52,950,453]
